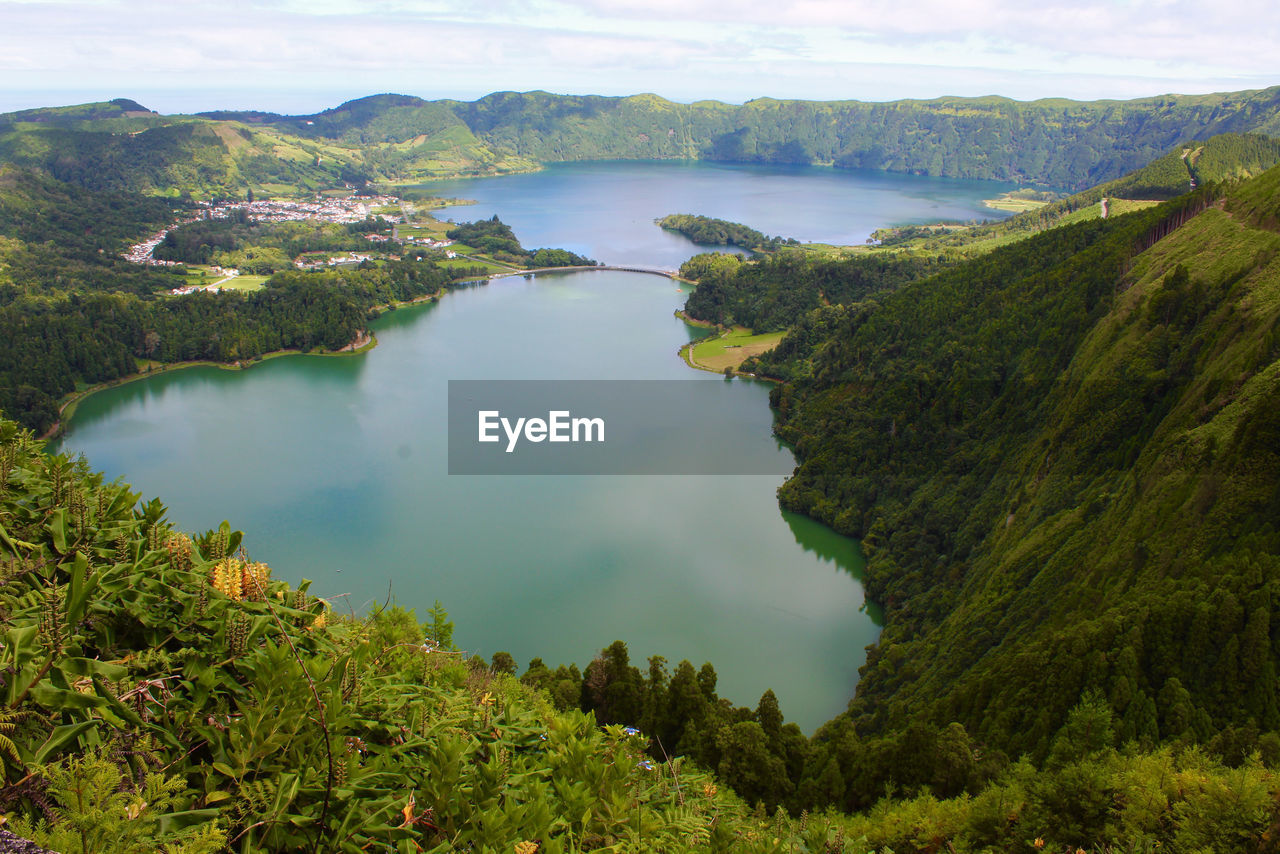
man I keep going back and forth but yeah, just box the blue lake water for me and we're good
[425,160,1013,268]
[56,162,1013,731]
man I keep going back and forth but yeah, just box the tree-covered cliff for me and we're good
[737,165,1280,800]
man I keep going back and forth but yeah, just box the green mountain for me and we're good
[869,131,1280,259]
[679,130,1280,328]
[6,86,1280,199]
[734,163,1280,793]
[1022,131,1280,216]
[358,88,1280,190]
[0,98,154,130]
[0,94,535,198]
[0,120,340,197]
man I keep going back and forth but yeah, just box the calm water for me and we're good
[57,163,1012,731]
[426,160,1013,268]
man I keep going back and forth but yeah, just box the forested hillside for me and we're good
[0,167,496,433]
[679,131,1280,328]
[7,87,1280,199]
[0,98,534,198]
[323,88,1280,190]
[681,251,945,331]
[732,165,1280,804]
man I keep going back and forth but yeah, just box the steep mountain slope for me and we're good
[747,167,1280,773]
[0,95,533,197]
[679,132,1280,332]
[439,88,1280,190]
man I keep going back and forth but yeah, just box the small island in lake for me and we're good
[657,213,798,251]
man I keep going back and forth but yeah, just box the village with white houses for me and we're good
[123,193,458,294]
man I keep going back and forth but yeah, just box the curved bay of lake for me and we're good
[56,162,1013,732]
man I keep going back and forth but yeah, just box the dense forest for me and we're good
[681,251,946,331]
[0,260,475,434]
[721,167,1280,800]
[0,167,501,433]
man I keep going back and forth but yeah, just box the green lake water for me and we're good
[56,162,1013,732]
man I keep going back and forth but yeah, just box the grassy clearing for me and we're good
[983,195,1051,213]
[1107,198,1163,216]
[687,327,785,372]
[440,258,507,274]
[181,266,219,287]
[211,275,270,291]
[247,182,303,198]
[398,220,453,239]
[180,267,269,291]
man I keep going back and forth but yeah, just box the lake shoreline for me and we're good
[43,331,384,440]
[676,312,783,381]
[45,266,693,440]
[50,263,875,735]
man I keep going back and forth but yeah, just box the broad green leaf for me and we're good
[0,519,37,555]
[30,683,102,712]
[59,657,127,681]
[3,625,39,668]
[32,721,97,763]
[64,551,99,626]
[157,808,222,834]
[211,761,237,779]
[46,507,68,555]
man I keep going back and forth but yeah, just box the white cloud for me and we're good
[0,0,1276,111]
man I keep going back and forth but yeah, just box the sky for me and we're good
[1,0,1278,114]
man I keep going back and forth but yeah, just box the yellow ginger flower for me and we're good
[208,558,272,601]
[242,561,270,601]
[209,559,242,601]
[164,533,193,570]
